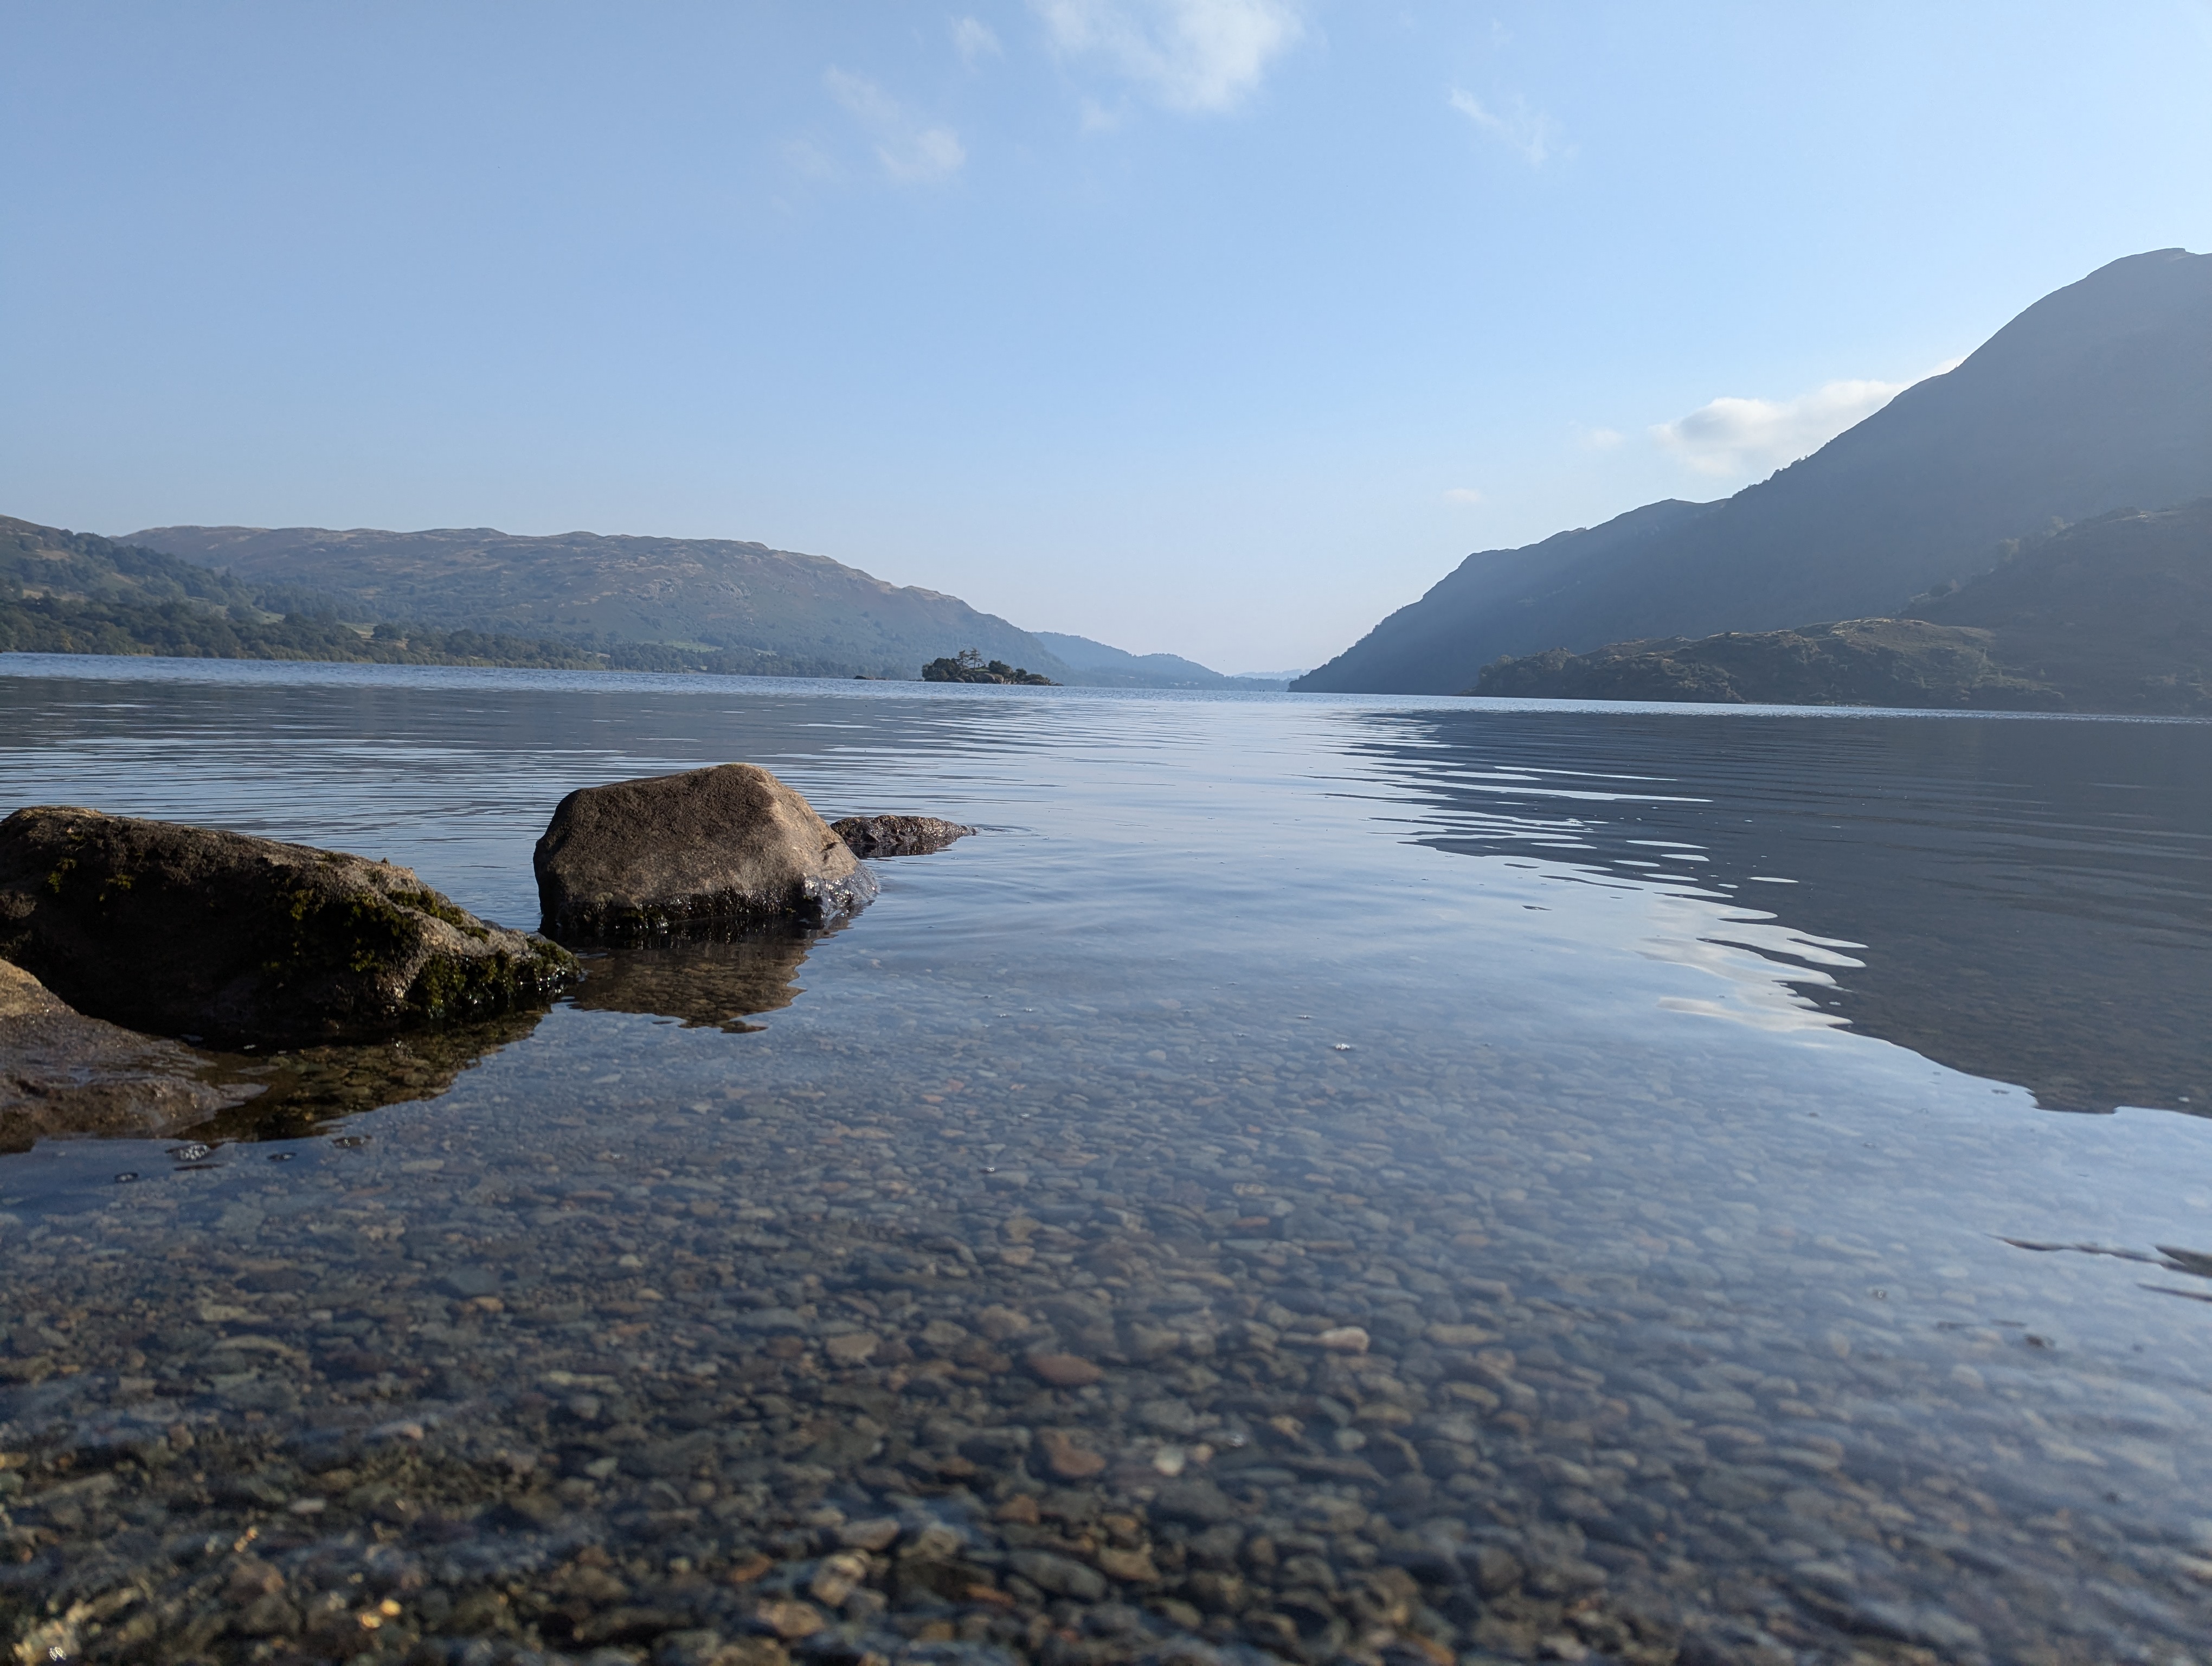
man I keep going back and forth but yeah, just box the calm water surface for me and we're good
[3,655,2211,1666]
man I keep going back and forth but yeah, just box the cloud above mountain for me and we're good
[1651,377,1910,478]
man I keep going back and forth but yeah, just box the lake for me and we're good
[3,653,2210,1666]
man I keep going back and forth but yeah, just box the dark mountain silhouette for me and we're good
[1474,499,2212,714]
[127,523,1080,683]
[1298,248,2212,693]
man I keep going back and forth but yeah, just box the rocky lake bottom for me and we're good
[3,657,2211,1666]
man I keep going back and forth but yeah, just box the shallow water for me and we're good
[3,653,2212,1666]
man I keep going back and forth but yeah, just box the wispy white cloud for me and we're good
[780,137,843,184]
[953,16,1003,65]
[825,68,967,184]
[1651,377,1909,478]
[1443,486,1484,505]
[1448,87,1561,167]
[1579,426,1624,451]
[1033,0,1304,113]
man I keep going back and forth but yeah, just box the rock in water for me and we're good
[831,814,976,858]
[0,959,255,1150]
[533,764,877,941]
[0,807,577,1047]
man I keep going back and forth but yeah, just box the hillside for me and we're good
[1906,499,2212,710]
[0,516,752,671]
[1033,631,1287,690]
[4,514,265,612]
[130,523,1078,683]
[1473,499,2212,713]
[1300,248,2212,692]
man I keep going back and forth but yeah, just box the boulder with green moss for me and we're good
[0,807,576,1048]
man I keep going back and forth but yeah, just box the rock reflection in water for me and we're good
[186,1008,551,1142]
[565,925,828,1032]
[1,958,552,1149]
[0,959,256,1151]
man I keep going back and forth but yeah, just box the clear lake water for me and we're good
[2,653,2210,1666]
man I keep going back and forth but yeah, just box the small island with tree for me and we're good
[921,646,1056,684]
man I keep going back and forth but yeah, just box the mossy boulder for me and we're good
[0,806,577,1047]
[533,764,876,943]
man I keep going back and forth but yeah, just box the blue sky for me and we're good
[5,3,2209,672]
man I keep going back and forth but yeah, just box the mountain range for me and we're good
[1296,248,2212,695]
[1,518,1277,688]
[124,523,1083,683]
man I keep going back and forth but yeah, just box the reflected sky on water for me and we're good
[4,655,2212,1664]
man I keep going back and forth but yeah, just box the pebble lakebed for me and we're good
[3,660,2211,1666]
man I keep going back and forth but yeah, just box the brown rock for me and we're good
[1092,1545,1160,1584]
[1036,1428,1107,1479]
[755,1600,826,1641]
[222,1559,287,1604]
[0,959,254,1150]
[837,1516,902,1552]
[534,764,875,941]
[1426,1322,1498,1347]
[232,1592,300,1637]
[830,815,976,858]
[0,808,575,1048]
[705,1643,790,1666]
[808,1552,869,1606]
[1027,1352,1104,1388]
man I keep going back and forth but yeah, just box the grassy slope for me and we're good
[1905,500,2212,710]
[129,523,1077,683]
[0,517,975,676]
[1,517,808,673]
[1474,500,2212,713]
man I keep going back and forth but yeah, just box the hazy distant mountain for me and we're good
[1032,631,1287,689]
[1474,498,2212,714]
[2,515,645,669]
[129,523,1081,683]
[1299,248,2212,693]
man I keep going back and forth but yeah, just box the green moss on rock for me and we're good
[0,807,580,1047]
